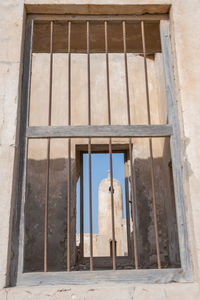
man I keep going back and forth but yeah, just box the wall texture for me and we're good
[0,0,200,299]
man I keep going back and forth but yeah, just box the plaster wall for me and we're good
[0,0,200,299]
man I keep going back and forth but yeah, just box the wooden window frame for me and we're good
[10,13,193,286]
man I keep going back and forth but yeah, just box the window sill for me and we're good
[16,268,192,286]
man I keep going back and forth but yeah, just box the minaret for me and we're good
[98,171,124,256]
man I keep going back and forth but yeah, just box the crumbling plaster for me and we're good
[0,0,200,299]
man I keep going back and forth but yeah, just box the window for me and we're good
[11,13,192,286]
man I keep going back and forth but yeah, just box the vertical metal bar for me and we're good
[67,139,71,271]
[68,22,71,127]
[108,142,116,269]
[104,21,116,270]
[141,21,151,126]
[128,142,139,269]
[141,21,161,269]
[27,20,34,127]
[104,21,111,125]
[88,140,93,270]
[44,21,54,272]
[87,21,91,127]
[67,21,72,272]
[87,21,93,271]
[124,152,131,257]
[122,21,138,269]
[122,21,131,126]
[80,153,84,258]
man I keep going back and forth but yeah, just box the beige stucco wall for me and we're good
[0,0,200,299]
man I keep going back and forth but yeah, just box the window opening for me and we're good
[14,14,192,285]
[75,151,130,270]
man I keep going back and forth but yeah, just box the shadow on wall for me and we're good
[134,155,180,269]
[24,144,180,272]
[24,157,76,272]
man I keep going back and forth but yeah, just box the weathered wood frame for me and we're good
[27,125,173,138]
[12,14,193,286]
[78,148,132,262]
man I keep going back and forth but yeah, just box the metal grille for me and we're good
[15,14,192,282]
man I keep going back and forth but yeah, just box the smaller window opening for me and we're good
[75,150,131,270]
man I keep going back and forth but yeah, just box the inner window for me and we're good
[76,151,128,270]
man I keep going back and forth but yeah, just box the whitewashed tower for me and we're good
[98,171,126,256]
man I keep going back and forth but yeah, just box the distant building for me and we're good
[76,171,128,257]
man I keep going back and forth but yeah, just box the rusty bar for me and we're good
[80,153,84,258]
[67,139,71,272]
[122,21,131,126]
[124,152,131,257]
[68,21,71,126]
[122,21,139,269]
[88,139,93,270]
[48,22,54,125]
[87,21,91,126]
[44,140,50,273]
[44,20,54,272]
[108,140,116,269]
[128,141,139,269]
[27,20,34,127]
[141,21,161,269]
[67,21,72,272]
[87,21,93,271]
[104,21,116,270]
[141,21,151,125]
[104,21,111,125]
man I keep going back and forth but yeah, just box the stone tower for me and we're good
[98,171,126,256]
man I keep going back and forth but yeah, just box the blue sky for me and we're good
[76,152,126,234]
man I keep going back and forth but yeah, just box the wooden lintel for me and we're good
[28,14,169,22]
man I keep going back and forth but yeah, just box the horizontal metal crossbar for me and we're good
[26,125,173,138]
